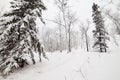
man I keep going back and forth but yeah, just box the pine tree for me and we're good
[92,3,109,52]
[0,0,47,75]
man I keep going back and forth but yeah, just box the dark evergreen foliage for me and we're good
[0,0,47,75]
[92,3,109,52]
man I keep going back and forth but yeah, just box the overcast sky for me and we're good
[41,0,95,30]
[0,0,119,30]
[0,0,11,13]
[0,0,112,21]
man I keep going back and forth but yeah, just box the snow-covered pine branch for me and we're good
[0,0,47,76]
[92,3,109,52]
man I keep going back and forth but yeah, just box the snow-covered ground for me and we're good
[0,45,120,80]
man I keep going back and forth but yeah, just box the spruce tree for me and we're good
[92,3,109,52]
[0,0,47,75]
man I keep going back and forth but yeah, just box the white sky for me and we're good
[0,0,119,31]
[0,0,11,13]
[42,0,114,30]
[43,0,94,28]
[0,0,118,19]
[0,0,112,22]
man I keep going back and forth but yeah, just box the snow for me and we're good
[0,46,120,80]
[0,0,119,80]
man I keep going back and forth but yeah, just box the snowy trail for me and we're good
[1,48,120,80]
[0,50,83,80]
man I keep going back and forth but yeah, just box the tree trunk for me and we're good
[68,27,71,52]
[59,25,62,52]
[85,33,89,52]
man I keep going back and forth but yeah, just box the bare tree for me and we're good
[100,0,120,35]
[79,20,91,52]
[67,10,78,52]
[55,13,63,52]
[55,0,68,39]
[105,10,120,34]
[54,0,78,52]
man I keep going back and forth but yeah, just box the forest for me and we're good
[0,0,120,80]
